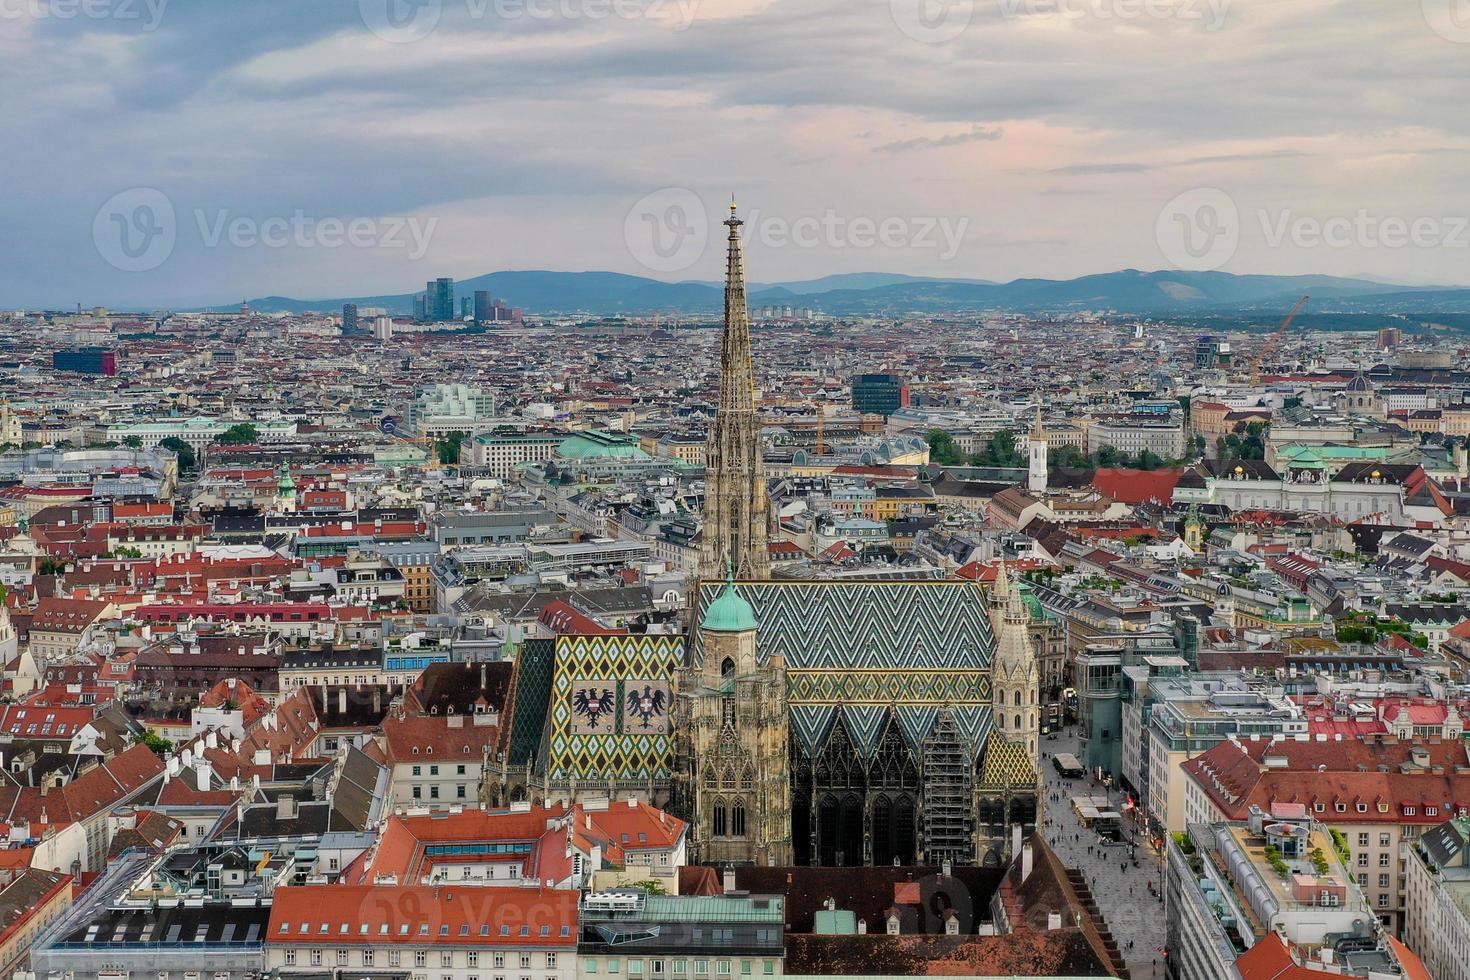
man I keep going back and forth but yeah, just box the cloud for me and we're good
[877,125,1004,153]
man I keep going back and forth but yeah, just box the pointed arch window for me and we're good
[731,800,747,838]
[713,799,728,837]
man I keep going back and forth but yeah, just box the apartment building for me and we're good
[267,884,579,980]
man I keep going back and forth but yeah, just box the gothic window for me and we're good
[740,766,754,790]
[722,697,736,730]
[721,657,735,678]
[815,718,867,791]
[722,767,737,790]
[713,799,728,837]
[871,718,918,791]
[840,794,864,867]
[703,767,716,787]
[1014,691,1021,706]
[1015,714,1022,730]
[732,800,747,838]
[872,796,893,867]
[895,796,917,865]
[818,796,839,866]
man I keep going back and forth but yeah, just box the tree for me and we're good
[626,879,668,895]
[1094,445,1120,468]
[159,437,196,471]
[436,431,468,466]
[927,429,965,466]
[985,429,1024,468]
[122,435,143,448]
[135,730,173,757]
[213,423,259,445]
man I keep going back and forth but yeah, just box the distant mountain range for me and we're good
[228,269,1470,318]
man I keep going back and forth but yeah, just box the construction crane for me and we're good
[1250,294,1310,386]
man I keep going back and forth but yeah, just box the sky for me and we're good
[2,0,1470,308]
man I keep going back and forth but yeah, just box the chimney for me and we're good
[1047,911,1062,931]
[277,795,297,820]
[373,688,382,713]
[856,920,867,935]
[1011,822,1022,860]
[338,689,348,715]
[195,759,211,792]
[1021,843,1034,883]
[722,870,736,894]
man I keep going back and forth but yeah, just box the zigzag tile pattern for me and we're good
[694,580,998,757]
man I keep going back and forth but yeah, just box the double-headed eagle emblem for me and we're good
[626,684,668,729]
[572,687,615,729]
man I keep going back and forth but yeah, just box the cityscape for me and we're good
[4,4,1470,980]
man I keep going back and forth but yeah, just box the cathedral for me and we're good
[672,202,1042,868]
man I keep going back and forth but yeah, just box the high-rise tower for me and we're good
[699,202,770,580]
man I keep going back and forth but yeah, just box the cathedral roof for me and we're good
[980,734,1037,790]
[692,580,997,758]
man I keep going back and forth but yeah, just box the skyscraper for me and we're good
[425,277,454,321]
[473,290,492,325]
[342,303,359,334]
[699,202,770,581]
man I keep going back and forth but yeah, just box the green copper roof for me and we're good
[702,578,758,632]
[556,431,651,460]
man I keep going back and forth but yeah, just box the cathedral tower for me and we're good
[990,563,1041,765]
[675,574,791,867]
[1027,407,1048,494]
[699,202,771,581]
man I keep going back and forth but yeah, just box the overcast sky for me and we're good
[3,0,1469,308]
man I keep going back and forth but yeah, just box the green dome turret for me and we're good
[702,572,758,633]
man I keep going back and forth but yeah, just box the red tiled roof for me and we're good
[267,885,579,947]
[1091,467,1185,505]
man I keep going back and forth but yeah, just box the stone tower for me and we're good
[1183,503,1204,552]
[1027,407,1048,494]
[699,202,771,581]
[990,563,1041,764]
[674,574,791,867]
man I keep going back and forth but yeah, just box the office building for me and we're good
[52,347,117,375]
[850,372,910,417]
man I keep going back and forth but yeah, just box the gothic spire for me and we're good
[699,200,771,581]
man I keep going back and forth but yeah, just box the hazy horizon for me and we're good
[5,0,1470,308]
